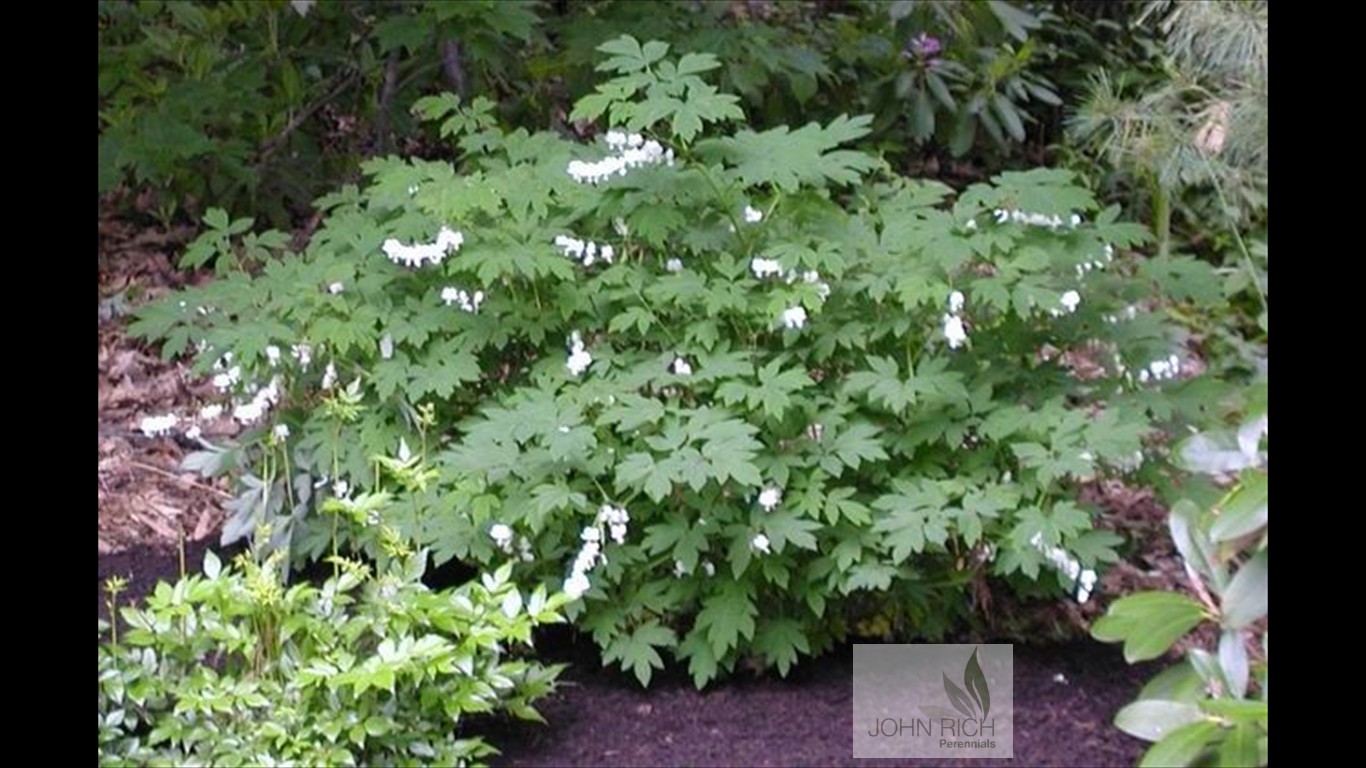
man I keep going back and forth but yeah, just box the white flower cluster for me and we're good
[751,533,771,554]
[327,281,345,294]
[488,523,535,562]
[291,343,313,370]
[674,559,717,578]
[750,257,784,279]
[749,258,831,331]
[564,504,631,599]
[1074,244,1115,279]
[1103,304,1139,325]
[671,356,693,376]
[1138,354,1182,384]
[665,258,684,273]
[1030,533,1098,604]
[566,331,593,376]
[231,376,281,424]
[758,486,782,512]
[1045,290,1082,318]
[1060,290,1081,313]
[321,361,338,390]
[382,226,464,268]
[749,259,831,299]
[743,205,764,224]
[993,209,1083,230]
[781,306,808,330]
[597,504,630,544]
[139,413,179,437]
[554,234,615,267]
[942,290,968,349]
[566,131,674,184]
[212,352,242,391]
[440,286,485,314]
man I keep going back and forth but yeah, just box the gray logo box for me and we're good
[853,644,1014,758]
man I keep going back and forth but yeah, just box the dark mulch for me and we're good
[485,636,1155,768]
[99,539,1156,768]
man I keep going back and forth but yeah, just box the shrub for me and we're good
[98,502,568,766]
[1092,383,1267,767]
[98,0,543,224]
[543,0,1065,159]
[132,36,1220,687]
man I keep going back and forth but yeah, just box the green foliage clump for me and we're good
[1093,380,1267,767]
[98,507,568,767]
[132,36,1222,688]
[545,0,1066,159]
[1067,1,1267,262]
[98,0,542,224]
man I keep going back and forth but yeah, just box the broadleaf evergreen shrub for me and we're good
[1092,381,1267,767]
[133,35,1222,688]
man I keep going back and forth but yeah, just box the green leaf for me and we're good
[1137,720,1220,767]
[530,483,587,519]
[844,356,917,414]
[695,114,878,192]
[926,73,957,110]
[675,52,721,77]
[992,93,1026,142]
[616,452,673,502]
[598,393,666,432]
[696,580,757,657]
[763,510,821,552]
[910,88,935,143]
[1140,255,1225,305]
[1138,661,1205,703]
[1210,472,1268,542]
[1220,550,1267,629]
[679,629,719,689]
[826,422,888,474]
[201,549,222,579]
[606,621,675,687]
[1115,700,1206,743]
[987,0,1042,41]
[753,617,810,677]
[596,35,650,73]
[697,418,763,488]
[1218,722,1260,767]
[1092,592,1208,662]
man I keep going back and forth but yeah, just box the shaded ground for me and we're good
[488,638,1156,768]
[98,206,235,554]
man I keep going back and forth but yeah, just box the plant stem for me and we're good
[1196,150,1268,316]
[1150,176,1171,260]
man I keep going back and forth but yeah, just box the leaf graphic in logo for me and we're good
[963,647,991,720]
[943,672,976,719]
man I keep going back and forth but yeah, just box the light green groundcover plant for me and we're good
[1093,383,1267,768]
[132,36,1225,687]
[98,519,569,766]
